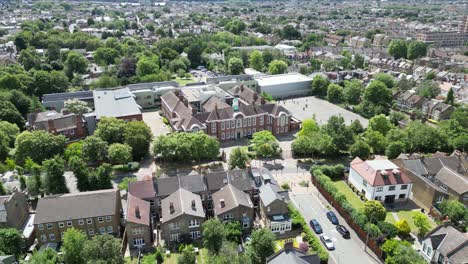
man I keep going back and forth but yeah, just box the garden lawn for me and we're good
[385,210,437,234]
[333,181,365,210]
[175,76,197,86]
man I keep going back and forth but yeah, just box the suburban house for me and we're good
[159,188,205,244]
[128,178,157,220]
[258,175,292,235]
[267,241,320,264]
[349,157,413,203]
[395,91,427,111]
[160,85,300,141]
[0,190,29,229]
[420,224,467,264]
[27,110,88,141]
[421,100,454,120]
[212,184,254,231]
[34,189,122,246]
[126,193,153,252]
[393,152,468,210]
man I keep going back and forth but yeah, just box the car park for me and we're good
[309,219,323,234]
[326,211,339,225]
[320,234,335,250]
[336,224,350,238]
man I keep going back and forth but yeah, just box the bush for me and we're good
[127,162,140,171]
[395,219,411,236]
[280,183,290,190]
[377,221,398,238]
[299,242,309,252]
[162,117,169,125]
[364,223,382,239]
[312,164,345,179]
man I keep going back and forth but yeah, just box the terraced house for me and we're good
[34,189,122,246]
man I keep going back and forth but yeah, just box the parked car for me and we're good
[326,211,339,225]
[336,224,350,238]
[320,234,335,250]
[309,219,323,234]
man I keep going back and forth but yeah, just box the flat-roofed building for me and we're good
[255,73,312,99]
[93,88,142,121]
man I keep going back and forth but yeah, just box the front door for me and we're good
[237,132,241,139]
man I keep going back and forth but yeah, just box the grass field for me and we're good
[333,181,365,210]
[385,210,437,233]
[175,76,197,86]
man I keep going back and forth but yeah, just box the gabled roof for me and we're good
[160,188,205,223]
[212,184,253,215]
[34,189,120,224]
[351,157,412,186]
[267,248,320,264]
[126,193,150,226]
[128,179,155,200]
[434,167,468,195]
[423,225,468,263]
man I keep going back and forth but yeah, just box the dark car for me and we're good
[336,224,350,238]
[326,211,339,225]
[309,219,323,234]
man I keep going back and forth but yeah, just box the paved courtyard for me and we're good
[142,110,170,138]
[278,96,369,127]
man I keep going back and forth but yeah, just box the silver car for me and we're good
[320,234,335,250]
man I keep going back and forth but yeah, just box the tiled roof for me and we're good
[160,188,205,223]
[212,184,253,215]
[351,158,412,186]
[128,179,155,200]
[127,193,150,226]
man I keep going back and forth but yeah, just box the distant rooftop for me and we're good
[93,88,141,119]
[256,73,312,86]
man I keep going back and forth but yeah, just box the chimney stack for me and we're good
[240,85,244,92]
[170,202,174,214]
[284,239,294,250]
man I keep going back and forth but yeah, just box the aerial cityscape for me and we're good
[0,0,466,263]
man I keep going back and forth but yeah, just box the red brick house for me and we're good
[27,110,88,141]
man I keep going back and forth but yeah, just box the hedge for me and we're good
[288,203,329,262]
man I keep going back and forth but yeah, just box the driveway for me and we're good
[142,110,170,138]
[278,96,369,127]
[290,192,381,264]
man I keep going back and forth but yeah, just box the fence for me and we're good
[311,176,384,259]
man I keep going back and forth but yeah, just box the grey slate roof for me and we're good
[34,189,119,224]
[434,167,468,194]
[42,90,93,102]
[160,188,205,223]
[267,248,320,264]
[259,181,288,207]
[424,225,468,264]
[212,184,253,215]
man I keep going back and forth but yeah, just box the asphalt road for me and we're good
[291,193,381,264]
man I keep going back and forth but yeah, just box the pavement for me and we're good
[277,96,369,127]
[291,192,381,264]
[142,110,170,138]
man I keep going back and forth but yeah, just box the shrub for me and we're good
[281,183,290,190]
[127,162,140,171]
[364,223,382,239]
[299,242,309,252]
[377,221,398,238]
[395,219,411,236]
[312,164,345,179]
[162,117,169,125]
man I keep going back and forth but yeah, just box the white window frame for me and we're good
[226,121,230,129]
[59,222,65,228]
[253,117,256,125]
[231,120,235,128]
[88,229,94,235]
[389,186,396,191]
[223,214,234,222]
[221,122,225,130]
[190,231,201,239]
[189,219,200,228]
[132,227,143,235]
[237,119,242,128]
[170,233,179,242]
[362,180,367,187]
[47,223,52,229]
[221,133,225,140]
[67,221,73,227]
[133,238,145,246]
[106,216,112,222]
[38,224,44,230]
[87,218,93,224]
[49,234,55,241]
[401,185,408,190]
[211,122,216,132]
[107,226,113,233]
[78,219,84,225]
[99,227,106,234]
[376,187,383,192]
[247,118,251,126]
[98,217,104,223]
[41,234,47,241]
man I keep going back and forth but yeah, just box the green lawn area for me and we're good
[385,210,437,233]
[163,249,206,264]
[175,76,197,86]
[333,181,365,210]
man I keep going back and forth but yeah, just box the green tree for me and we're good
[95,163,113,190]
[350,140,371,159]
[388,39,408,59]
[229,147,250,169]
[311,74,330,98]
[0,228,23,257]
[228,57,244,75]
[0,121,19,148]
[374,73,395,89]
[327,83,344,103]
[368,114,393,136]
[81,135,109,162]
[64,142,82,162]
[407,41,427,60]
[343,79,363,105]
[93,47,120,66]
[297,119,319,137]
[15,131,67,163]
[445,89,454,105]
[203,218,226,254]
[246,228,276,264]
[364,130,387,154]
[27,166,42,197]
[124,121,153,160]
[439,200,467,225]
[281,25,301,39]
[349,119,365,135]
[251,131,281,159]
[395,219,411,236]
[65,51,89,78]
[363,80,392,106]
[385,141,406,159]
[249,50,264,71]
[29,248,59,264]
[178,245,196,264]
[268,60,287,75]
[136,55,160,76]
[225,221,243,244]
[321,115,354,150]
[0,181,7,195]
[64,99,91,115]
[385,242,425,264]
[353,54,365,69]
[417,80,440,98]
[108,143,132,164]
[187,42,203,67]
[0,101,25,130]
[62,228,87,264]
[94,117,127,144]
[412,212,431,236]
[69,156,91,192]
[363,200,387,223]
[43,156,68,195]
[83,234,124,264]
